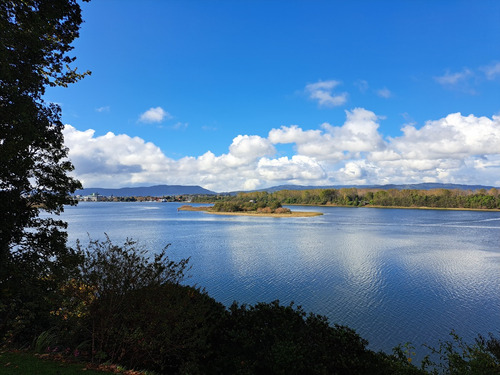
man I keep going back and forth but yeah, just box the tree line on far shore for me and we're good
[191,187,500,210]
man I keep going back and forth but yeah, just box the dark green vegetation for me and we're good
[211,200,291,214]
[1,0,89,348]
[0,350,107,375]
[192,187,500,210]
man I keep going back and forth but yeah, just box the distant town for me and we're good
[76,192,200,203]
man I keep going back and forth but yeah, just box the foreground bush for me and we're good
[216,301,405,375]
[420,332,500,374]
[96,283,226,374]
[0,243,83,347]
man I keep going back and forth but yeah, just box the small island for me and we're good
[179,201,322,217]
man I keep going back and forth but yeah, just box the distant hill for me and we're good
[247,183,498,193]
[75,185,216,197]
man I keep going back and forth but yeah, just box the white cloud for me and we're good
[229,135,275,161]
[64,111,500,192]
[389,113,500,160]
[433,61,500,92]
[435,69,473,86]
[64,127,275,191]
[481,62,500,80]
[139,106,172,123]
[269,108,385,161]
[305,80,348,107]
[355,79,369,93]
[362,113,500,186]
[338,161,367,182]
[243,179,261,191]
[376,88,392,98]
[63,125,174,187]
[269,125,321,145]
[96,106,110,113]
[434,68,476,94]
[257,156,326,181]
[325,108,386,153]
[172,122,188,130]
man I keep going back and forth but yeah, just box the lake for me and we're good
[56,202,500,355]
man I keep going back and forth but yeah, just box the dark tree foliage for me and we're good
[214,301,426,375]
[100,284,226,374]
[66,237,198,371]
[0,0,89,343]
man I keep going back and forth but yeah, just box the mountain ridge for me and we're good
[75,185,216,197]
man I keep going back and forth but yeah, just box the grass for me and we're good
[0,350,98,375]
[0,350,148,375]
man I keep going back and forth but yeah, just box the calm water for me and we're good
[56,202,500,354]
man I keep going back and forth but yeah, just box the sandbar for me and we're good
[178,205,322,217]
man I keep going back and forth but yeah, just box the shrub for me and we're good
[257,206,273,213]
[211,202,242,212]
[274,207,292,214]
[421,331,500,374]
[0,244,83,347]
[98,283,226,374]
[48,237,192,365]
[214,300,414,375]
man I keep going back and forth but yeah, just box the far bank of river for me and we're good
[284,202,500,212]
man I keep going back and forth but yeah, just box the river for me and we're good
[56,202,500,355]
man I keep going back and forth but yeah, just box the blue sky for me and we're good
[47,0,500,191]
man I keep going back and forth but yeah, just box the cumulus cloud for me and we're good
[305,80,348,107]
[338,161,368,183]
[269,108,385,161]
[257,155,326,181]
[363,113,500,185]
[229,135,275,161]
[139,106,172,123]
[325,108,386,153]
[389,113,500,159]
[63,125,173,187]
[64,111,500,192]
[64,127,276,191]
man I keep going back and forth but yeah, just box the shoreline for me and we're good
[207,211,323,217]
[284,203,500,212]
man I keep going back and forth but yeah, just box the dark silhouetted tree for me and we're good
[0,0,89,343]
